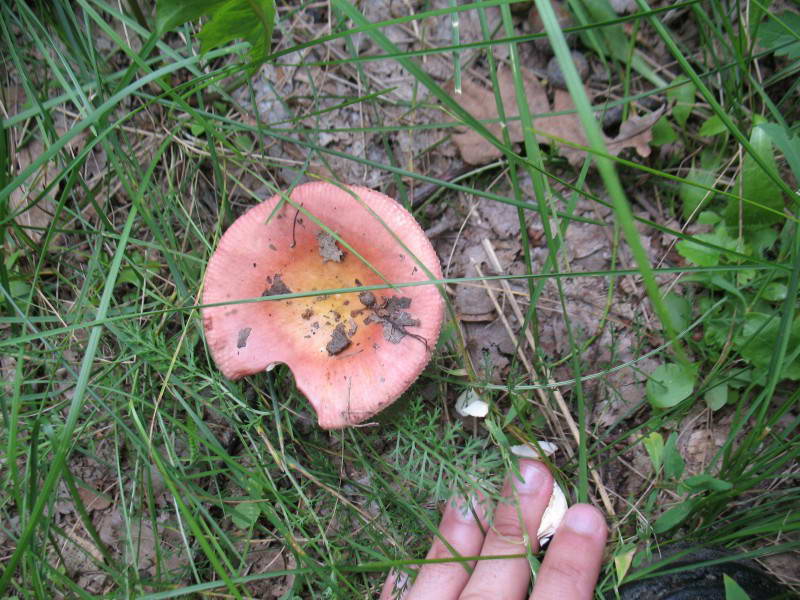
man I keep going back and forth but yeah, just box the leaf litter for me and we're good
[448,64,664,166]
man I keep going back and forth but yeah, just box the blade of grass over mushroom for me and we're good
[0,261,785,351]
[325,179,445,287]
[533,0,688,366]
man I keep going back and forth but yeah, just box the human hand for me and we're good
[380,460,607,600]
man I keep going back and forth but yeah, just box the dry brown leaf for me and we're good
[448,66,663,167]
[77,485,112,512]
[605,105,665,158]
[10,140,59,243]
[4,86,90,245]
[533,88,589,166]
[56,533,104,576]
[3,86,57,243]
[450,65,548,165]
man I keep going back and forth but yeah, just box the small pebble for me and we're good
[547,51,589,89]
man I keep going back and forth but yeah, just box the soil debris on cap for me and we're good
[364,295,423,345]
[316,231,344,263]
[263,273,292,296]
[326,323,351,355]
[358,291,376,307]
[237,327,252,349]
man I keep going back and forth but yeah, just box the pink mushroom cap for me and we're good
[202,182,444,429]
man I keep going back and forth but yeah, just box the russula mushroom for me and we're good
[202,182,444,429]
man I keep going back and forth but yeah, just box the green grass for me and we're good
[1,0,799,597]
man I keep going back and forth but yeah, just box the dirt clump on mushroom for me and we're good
[237,327,252,349]
[263,273,292,297]
[361,294,426,346]
[316,231,344,263]
[325,323,352,356]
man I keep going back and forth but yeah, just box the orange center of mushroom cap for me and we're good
[202,182,445,429]
[259,234,389,355]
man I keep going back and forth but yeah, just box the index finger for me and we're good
[530,504,608,600]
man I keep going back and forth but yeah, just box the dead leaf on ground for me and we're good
[534,88,589,166]
[237,542,297,598]
[448,65,664,167]
[77,484,112,512]
[450,65,548,165]
[3,86,88,244]
[605,106,665,158]
[9,139,58,243]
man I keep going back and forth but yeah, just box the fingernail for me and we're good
[513,460,548,493]
[564,504,604,535]
[450,494,484,523]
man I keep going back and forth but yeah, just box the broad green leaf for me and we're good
[704,383,728,411]
[725,124,784,227]
[682,473,733,492]
[614,546,636,583]
[737,268,756,288]
[653,500,695,533]
[747,227,778,257]
[723,574,753,600]
[664,292,692,333]
[651,116,678,145]
[117,267,142,287]
[762,282,787,302]
[156,0,276,63]
[642,432,664,473]
[667,76,695,129]
[156,0,220,32]
[699,115,727,137]
[676,224,738,267]
[757,12,800,61]
[697,210,721,225]
[198,0,275,60]
[664,432,685,480]
[758,123,800,184]
[680,167,717,220]
[734,313,800,380]
[9,279,30,300]
[230,501,260,530]
[647,362,697,408]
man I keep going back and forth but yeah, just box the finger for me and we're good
[460,460,553,600]
[530,504,608,600]
[404,494,489,600]
[380,568,413,600]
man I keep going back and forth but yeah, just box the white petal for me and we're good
[455,389,489,418]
